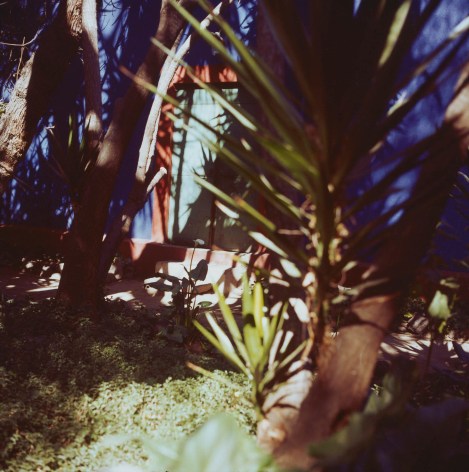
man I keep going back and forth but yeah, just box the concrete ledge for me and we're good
[119,238,268,278]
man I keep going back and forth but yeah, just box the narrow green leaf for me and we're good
[253,282,265,339]
[268,330,284,370]
[206,313,236,355]
[186,362,244,390]
[243,321,262,369]
[213,284,250,365]
[194,175,276,233]
[248,232,288,259]
[279,258,302,278]
[379,1,412,67]
[279,331,294,355]
[194,319,248,375]
[242,276,253,317]
[191,0,313,151]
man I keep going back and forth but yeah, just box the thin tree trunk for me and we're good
[57,0,196,307]
[97,0,231,283]
[0,0,82,194]
[82,0,102,156]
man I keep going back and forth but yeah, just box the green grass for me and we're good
[0,297,255,471]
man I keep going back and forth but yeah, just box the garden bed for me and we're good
[1,250,468,470]
[0,297,255,471]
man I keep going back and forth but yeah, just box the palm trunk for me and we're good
[271,127,462,469]
[0,0,82,194]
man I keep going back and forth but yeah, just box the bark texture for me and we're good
[446,61,469,155]
[58,0,196,307]
[271,125,462,469]
[0,0,83,194]
[82,0,103,155]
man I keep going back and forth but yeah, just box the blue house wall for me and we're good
[0,0,468,268]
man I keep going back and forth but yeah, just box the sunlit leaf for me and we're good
[428,290,451,321]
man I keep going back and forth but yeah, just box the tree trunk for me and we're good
[98,166,167,282]
[259,59,469,468]
[57,0,196,308]
[271,125,462,469]
[97,0,231,283]
[0,0,82,194]
[82,0,103,156]
[446,61,469,155]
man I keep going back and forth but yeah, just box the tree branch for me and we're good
[82,0,103,155]
[0,0,83,194]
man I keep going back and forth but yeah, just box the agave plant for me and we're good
[149,0,469,464]
[193,278,306,419]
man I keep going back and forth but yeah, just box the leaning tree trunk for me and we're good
[57,0,196,308]
[446,61,469,155]
[97,0,231,284]
[0,0,82,194]
[270,100,468,469]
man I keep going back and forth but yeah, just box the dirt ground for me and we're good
[1,267,468,374]
[0,266,162,309]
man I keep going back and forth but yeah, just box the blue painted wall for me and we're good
[0,0,468,268]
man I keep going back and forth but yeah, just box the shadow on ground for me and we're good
[0,294,251,471]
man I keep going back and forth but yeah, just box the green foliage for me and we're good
[45,113,97,208]
[0,297,254,471]
[428,289,452,320]
[145,240,211,342]
[106,413,278,472]
[194,279,306,418]
[426,278,459,336]
[159,0,469,345]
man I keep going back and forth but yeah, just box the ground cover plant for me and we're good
[0,242,469,470]
[0,296,254,471]
[0,289,467,471]
[144,239,212,344]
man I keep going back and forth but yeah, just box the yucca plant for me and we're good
[146,0,469,466]
[155,0,469,332]
[194,278,306,419]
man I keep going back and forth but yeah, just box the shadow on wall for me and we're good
[0,0,163,231]
[166,85,257,252]
[346,0,469,269]
[1,0,469,270]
